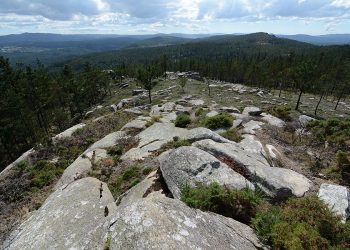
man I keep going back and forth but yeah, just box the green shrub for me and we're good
[220,128,243,142]
[175,114,191,128]
[307,118,350,144]
[336,151,350,182]
[266,106,292,121]
[252,195,347,249]
[142,166,154,175]
[169,137,191,148]
[195,108,204,117]
[107,146,123,157]
[28,160,64,189]
[122,166,140,181]
[202,113,234,129]
[181,182,263,224]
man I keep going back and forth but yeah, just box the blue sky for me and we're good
[0,0,349,35]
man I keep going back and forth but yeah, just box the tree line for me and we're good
[0,57,111,170]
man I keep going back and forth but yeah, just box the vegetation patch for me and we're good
[252,196,350,249]
[307,118,350,144]
[181,182,264,224]
[220,128,243,142]
[175,114,191,128]
[202,113,234,130]
[266,106,292,121]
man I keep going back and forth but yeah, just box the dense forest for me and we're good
[1,32,350,170]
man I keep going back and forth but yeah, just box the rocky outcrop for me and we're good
[56,131,128,189]
[318,183,350,222]
[242,120,264,135]
[3,178,116,250]
[52,123,86,143]
[194,139,312,199]
[108,195,264,249]
[121,123,230,161]
[158,146,254,199]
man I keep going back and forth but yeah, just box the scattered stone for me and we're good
[219,106,240,114]
[206,110,219,117]
[110,104,118,112]
[4,178,116,250]
[108,195,264,249]
[318,183,350,222]
[242,107,263,116]
[188,99,204,106]
[261,113,285,128]
[194,139,312,199]
[159,146,254,199]
[242,120,264,135]
[232,119,243,128]
[132,89,146,96]
[52,123,86,143]
[123,107,143,115]
[299,115,316,128]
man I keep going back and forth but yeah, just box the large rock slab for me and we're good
[108,196,264,249]
[318,183,350,222]
[194,139,312,199]
[242,120,264,135]
[3,177,116,250]
[121,123,231,161]
[159,147,254,199]
[52,123,86,143]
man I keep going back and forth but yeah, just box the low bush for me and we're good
[336,151,350,183]
[252,196,349,249]
[202,113,234,129]
[266,106,292,121]
[175,114,191,128]
[220,128,243,142]
[307,118,350,144]
[28,160,65,189]
[181,182,263,224]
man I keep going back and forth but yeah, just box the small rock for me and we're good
[242,107,262,116]
[299,115,316,128]
[318,183,350,222]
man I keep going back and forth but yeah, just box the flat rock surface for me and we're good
[109,195,264,250]
[261,113,285,127]
[52,123,86,143]
[3,177,116,250]
[158,146,254,199]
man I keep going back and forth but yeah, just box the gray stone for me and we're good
[121,119,147,131]
[299,115,316,128]
[123,107,143,115]
[175,105,192,114]
[206,110,219,117]
[160,112,177,123]
[188,99,204,106]
[193,139,312,199]
[185,127,231,143]
[261,113,286,128]
[52,123,86,143]
[318,183,350,222]
[108,195,264,249]
[219,106,240,114]
[159,146,254,199]
[242,120,265,135]
[4,177,116,250]
[242,107,263,116]
[86,131,128,153]
[110,104,118,112]
[132,89,146,96]
[232,119,243,128]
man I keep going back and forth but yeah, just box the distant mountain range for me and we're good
[0,32,349,66]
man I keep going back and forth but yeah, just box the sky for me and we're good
[0,0,349,35]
